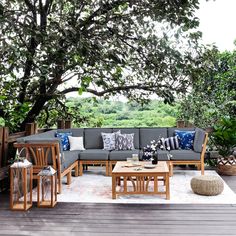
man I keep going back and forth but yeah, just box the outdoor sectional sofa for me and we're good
[15,127,208,192]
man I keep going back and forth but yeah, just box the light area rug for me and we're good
[51,170,236,204]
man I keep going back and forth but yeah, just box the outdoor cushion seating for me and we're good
[62,150,81,171]
[16,127,208,184]
[155,150,170,161]
[109,150,140,161]
[13,142,78,194]
[79,149,109,160]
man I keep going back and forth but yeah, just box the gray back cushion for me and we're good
[168,127,195,137]
[57,128,84,137]
[113,128,139,149]
[84,128,112,149]
[193,128,206,153]
[139,128,167,148]
[17,130,56,142]
[16,130,56,142]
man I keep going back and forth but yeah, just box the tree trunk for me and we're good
[20,98,49,131]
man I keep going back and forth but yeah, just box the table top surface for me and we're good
[112,161,169,174]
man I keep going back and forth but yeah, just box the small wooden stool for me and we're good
[191,175,224,196]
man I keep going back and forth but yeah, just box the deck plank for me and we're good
[0,175,236,236]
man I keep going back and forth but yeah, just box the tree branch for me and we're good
[59,84,170,97]
[80,0,127,31]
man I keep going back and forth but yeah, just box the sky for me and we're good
[197,0,236,51]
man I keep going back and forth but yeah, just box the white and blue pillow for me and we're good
[101,131,120,151]
[55,132,72,151]
[175,130,195,150]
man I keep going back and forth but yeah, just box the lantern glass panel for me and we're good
[37,167,57,208]
[10,161,33,211]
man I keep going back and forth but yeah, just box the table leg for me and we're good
[165,173,170,200]
[117,177,121,186]
[124,176,127,194]
[154,176,157,193]
[112,175,116,199]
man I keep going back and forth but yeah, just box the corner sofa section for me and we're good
[16,127,208,182]
[16,129,83,193]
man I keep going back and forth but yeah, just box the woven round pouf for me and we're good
[191,175,224,196]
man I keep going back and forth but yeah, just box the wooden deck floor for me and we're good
[0,175,236,236]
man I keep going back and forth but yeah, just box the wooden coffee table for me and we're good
[112,161,170,200]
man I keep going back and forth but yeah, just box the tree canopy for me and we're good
[0,0,203,131]
[178,46,236,128]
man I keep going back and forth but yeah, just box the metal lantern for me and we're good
[10,159,33,211]
[37,166,57,208]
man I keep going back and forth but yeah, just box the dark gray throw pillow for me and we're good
[115,133,135,150]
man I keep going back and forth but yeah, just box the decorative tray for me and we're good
[122,164,142,168]
[144,164,156,169]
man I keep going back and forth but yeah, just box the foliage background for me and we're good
[37,98,179,128]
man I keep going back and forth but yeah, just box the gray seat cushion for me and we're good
[193,128,206,153]
[168,127,195,138]
[156,150,170,161]
[139,128,167,148]
[113,128,139,149]
[84,128,112,149]
[79,149,109,160]
[170,150,201,161]
[109,149,140,161]
[61,150,80,171]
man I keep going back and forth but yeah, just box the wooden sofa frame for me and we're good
[14,142,79,194]
[79,160,109,176]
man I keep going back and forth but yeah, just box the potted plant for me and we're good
[211,117,236,175]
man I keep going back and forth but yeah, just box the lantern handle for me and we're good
[15,147,28,162]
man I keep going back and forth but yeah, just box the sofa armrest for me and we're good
[200,132,208,160]
[193,128,207,153]
[13,142,62,174]
[23,138,64,165]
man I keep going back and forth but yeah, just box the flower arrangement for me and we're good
[150,138,169,151]
[143,139,164,160]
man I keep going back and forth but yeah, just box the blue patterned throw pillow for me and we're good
[55,132,72,151]
[175,130,195,150]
